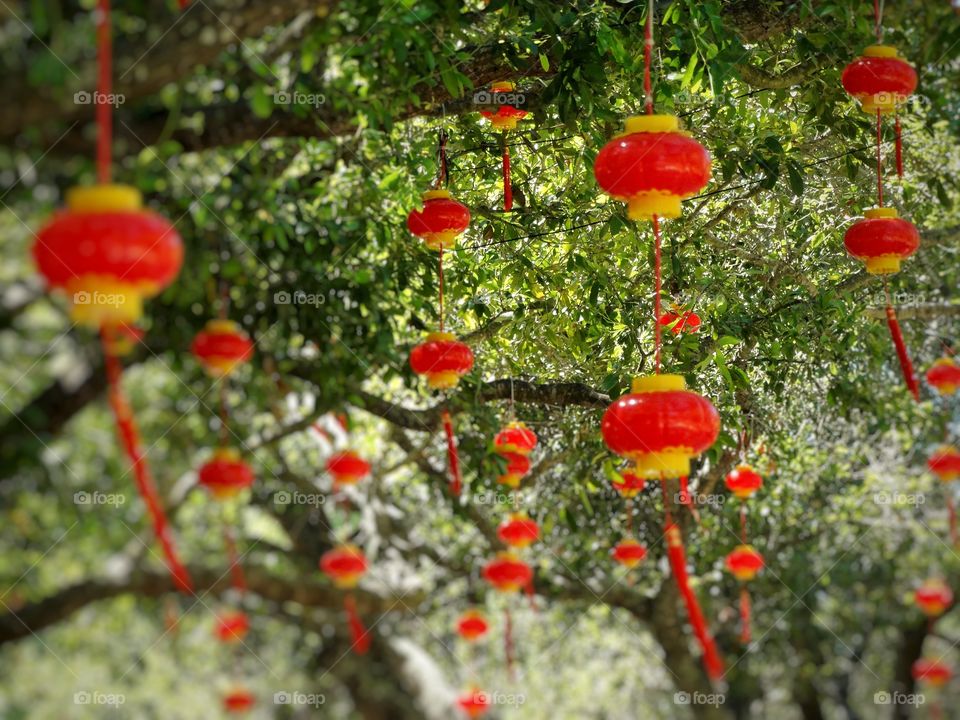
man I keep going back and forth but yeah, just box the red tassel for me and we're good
[895,113,903,178]
[948,495,958,547]
[664,522,725,680]
[885,304,920,401]
[344,594,370,655]
[102,332,193,593]
[504,607,515,679]
[502,142,513,212]
[441,410,463,496]
[178,0,190,8]
[739,586,752,645]
[224,527,247,593]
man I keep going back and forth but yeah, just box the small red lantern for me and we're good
[612,539,647,568]
[601,374,720,479]
[915,578,953,617]
[33,185,184,327]
[659,308,701,335]
[456,687,491,718]
[841,45,918,114]
[843,208,920,275]
[497,512,540,548]
[409,332,474,389]
[912,658,952,687]
[102,322,144,356]
[480,81,528,130]
[482,552,533,593]
[611,466,646,498]
[320,544,368,589]
[214,610,250,643]
[496,452,531,488]
[326,450,371,486]
[456,609,489,642]
[198,448,255,499]
[493,421,537,456]
[927,357,960,396]
[929,446,960,482]
[191,319,254,378]
[223,687,256,713]
[406,190,471,250]
[725,465,764,499]
[594,115,711,221]
[726,545,764,581]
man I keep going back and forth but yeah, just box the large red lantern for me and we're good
[841,45,918,114]
[929,446,960,482]
[611,466,646,498]
[198,448,255,499]
[33,185,184,327]
[594,115,711,221]
[482,552,533,593]
[497,512,540,548]
[726,545,764,581]
[214,610,250,643]
[601,374,720,478]
[456,687,491,718]
[912,658,952,687]
[843,208,920,275]
[191,319,254,378]
[496,452,532,488]
[725,465,763,499]
[456,609,489,642]
[915,578,953,617]
[223,688,256,713]
[926,357,960,396]
[409,332,474,389]
[612,539,647,568]
[493,421,537,456]
[480,81,528,130]
[406,190,471,250]
[320,544,368,589]
[326,450,371,486]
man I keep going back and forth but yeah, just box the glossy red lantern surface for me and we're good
[915,578,954,617]
[843,208,920,275]
[223,688,255,713]
[601,374,720,479]
[659,309,701,335]
[406,190,471,250]
[191,319,254,377]
[480,81,528,131]
[214,610,250,643]
[496,452,532,488]
[726,544,764,581]
[320,544,368,589]
[725,465,763,499]
[456,688,491,718]
[926,357,960,395]
[841,45,918,114]
[929,446,960,482]
[482,552,533,593]
[197,448,255,499]
[912,658,952,687]
[33,185,183,327]
[497,512,540,548]
[594,115,711,221]
[456,609,489,641]
[612,539,647,568]
[493,421,538,456]
[409,332,474,389]
[611,466,646,498]
[326,450,371,486]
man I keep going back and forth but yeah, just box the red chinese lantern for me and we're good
[601,374,720,478]
[198,448,255,499]
[496,452,532,488]
[320,544,371,654]
[102,322,144,356]
[929,446,960,482]
[927,357,960,395]
[497,512,540,548]
[326,450,371,486]
[409,332,474,389]
[456,687,491,718]
[915,578,953,617]
[912,658,952,687]
[456,609,489,642]
[611,466,646,498]
[406,190,471,250]
[841,45,918,114]
[191,319,254,378]
[223,688,255,713]
[725,465,764,499]
[843,208,920,275]
[493,421,538,456]
[33,185,184,327]
[480,81,528,130]
[482,552,533,593]
[659,308,701,335]
[594,115,711,221]
[726,545,764,581]
[611,539,647,568]
[214,610,250,643]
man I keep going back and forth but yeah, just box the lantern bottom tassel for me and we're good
[502,138,513,212]
[665,522,725,680]
[885,305,920,401]
[504,607,515,680]
[344,594,371,655]
[441,410,463,496]
[739,586,752,645]
[224,526,247,593]
[948,495,958,547]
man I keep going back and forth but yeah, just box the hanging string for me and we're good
[643,0,654,115]
[894,111,904,179]
[96,0,112,183]
[436,129,449,188]
[504,607,516,679]
[224,526,247,593]
[739,586,752,645]
[502,134,513,212]
[947,495,958,547]
[653,216,663,374]
[883,280,920,401]
[875,109,884,207]
[873,0,884,43]
[441,409,463,496]
[438,246,445,333]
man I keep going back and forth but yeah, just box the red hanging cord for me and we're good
[875,109,884,207]
[502,138,513,212]
[504,607,515,679]
[96,0,112,183]
[643,0,654,115]
[947,495,958,547]
[223,526,247,593]
[441,409,463,496]
[883,282,919,401]
[344,594,371,655]
[438,246,444,333]
[873,0,883,43]
[894,112,904,179]
[652,215,663,374]
[739,586,752,645]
